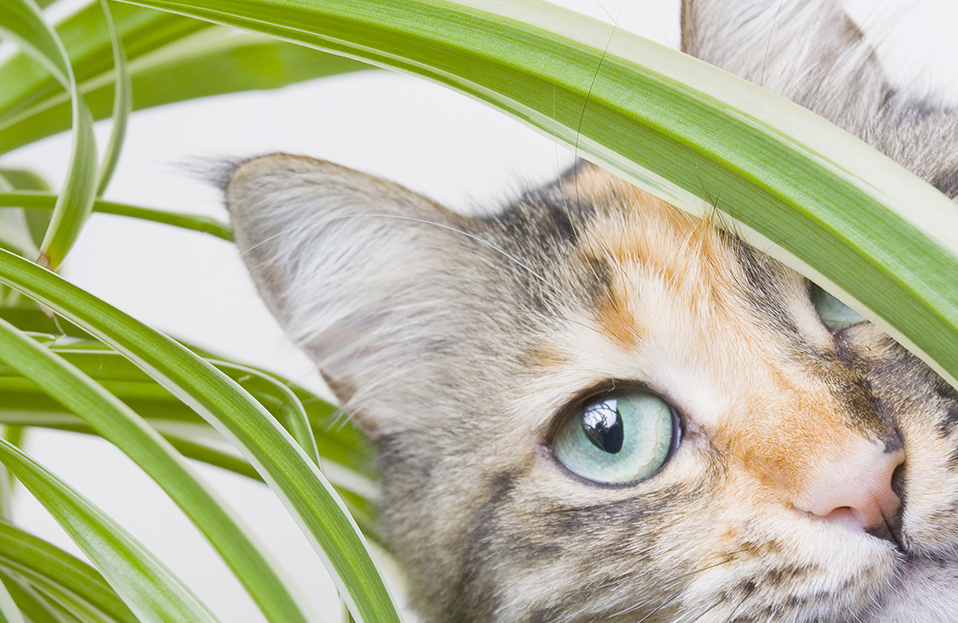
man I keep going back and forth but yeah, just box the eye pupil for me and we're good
[552,387,676,485]
[581,400,624,454]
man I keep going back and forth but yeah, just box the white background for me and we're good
[4,0,958,621]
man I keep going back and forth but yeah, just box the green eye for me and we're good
[811,284,867,331]
[553,388,677,485]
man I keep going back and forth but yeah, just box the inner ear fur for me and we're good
[226,154,479,419]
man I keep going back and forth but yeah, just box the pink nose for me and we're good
[792,440,904,531]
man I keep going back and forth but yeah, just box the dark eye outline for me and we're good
[546,380,683,488]
[809,282,868,332]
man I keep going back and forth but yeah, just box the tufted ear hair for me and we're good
[225,154,484,434]
[681,0,958,199]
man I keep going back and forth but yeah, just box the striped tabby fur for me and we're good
[224,0,958,621]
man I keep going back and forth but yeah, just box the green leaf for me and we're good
[0,571,65,623]
[21,580,117,623]
[0,318,314,623]
[0,568,26,623]
[0,442,218,623]
[95,0,132,196]
[0,0,98,268]
[0,249,401,623]
[213,362,320,466]
[125,0,958,390]
[0,0,69,87]
[0,23,370,155]
[0,170,49,192]
[0,347,377,484]
[0,192,233,241]
[0,3,208,127]
[0,169,53,251]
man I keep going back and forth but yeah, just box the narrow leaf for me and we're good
[0,3,208,126]
[0,169,52,250]
[0,517,131,623]
[0,0,98,268]
[0,0,69,86]
[213,361,320,466]
[95,0,132,196]
[124,0,958,389]
[0,441,219,623]
[0,192,233,241]
[0,250,401,623]
[0,571,65,623]
[0,27,369,155]
[0,318,315,623]
[0,570,26,623]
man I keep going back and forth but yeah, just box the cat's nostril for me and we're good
[792,441,904,535]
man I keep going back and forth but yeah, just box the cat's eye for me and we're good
[552,387,677,485]
[811,284,868,331]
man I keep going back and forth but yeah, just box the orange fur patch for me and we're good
[568,166,891,514]
[572,168,742,350]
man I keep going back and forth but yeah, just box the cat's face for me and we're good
[224,0,958,620]
[226,156,958,622]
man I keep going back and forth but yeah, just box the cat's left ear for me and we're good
[225,154,480,424]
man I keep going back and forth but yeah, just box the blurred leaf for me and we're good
[0,515,141,622]
[0,25,370,155]
[0,168,52,251]
[0,572,64,623]
[0,3,207,125]
[0,0,97,268]
[0,567,26,623]
[95,0,132,196]
[0,0,70,87]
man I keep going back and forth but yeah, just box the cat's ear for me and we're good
[681,0,958,199]
[225,154,480,432]
[681,0,884,110]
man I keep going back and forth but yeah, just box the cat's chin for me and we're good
[862,556,958,622]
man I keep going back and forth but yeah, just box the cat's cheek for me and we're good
[893,411,958,554]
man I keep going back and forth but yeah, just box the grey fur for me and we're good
[226,1,958,621]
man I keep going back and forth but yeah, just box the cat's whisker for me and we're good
[239,213,565,300]
[239,211,620,342]
[759,0,786,89]
[223,2,958,619]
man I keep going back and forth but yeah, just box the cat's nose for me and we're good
[791,439,904,533]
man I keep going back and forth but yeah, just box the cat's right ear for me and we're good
[681,0,958,199]
[225,154,479,433]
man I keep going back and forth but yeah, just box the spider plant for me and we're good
[0,0,954,621]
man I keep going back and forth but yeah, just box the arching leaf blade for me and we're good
[0,3,209,126]
[122,0,958,389]
[0,192,233,241]
[0,0,98,268]
[0,250,401,623]
[0,0,69,87]
[0,521,133,623]
[0,571,66,623]
[95,0,132,196]
[0,439,220,623]
[0,26,370,155]
[0,318,315,623]
[0,568,26,623]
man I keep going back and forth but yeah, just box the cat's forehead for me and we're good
[512,168,879,483]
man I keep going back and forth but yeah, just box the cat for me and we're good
[222,0,958,621]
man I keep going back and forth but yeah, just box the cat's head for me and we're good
[226,155,958,622]
[224,0,958,621]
